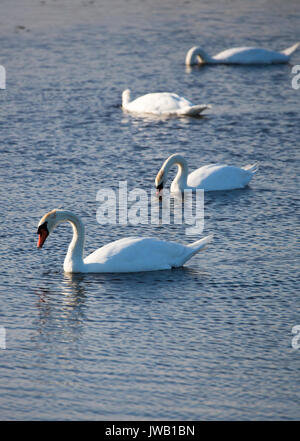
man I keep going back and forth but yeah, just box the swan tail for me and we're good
[243,162,259,174]
[179,234,213,266]
[179,104,211,116]
[281,42,300,57]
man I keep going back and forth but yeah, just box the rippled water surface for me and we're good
[0,0,299,420]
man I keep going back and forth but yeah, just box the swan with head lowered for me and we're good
[185,42,300,65]
[36,209,213,273]
[155,153,258,194]
[122,89,211,117]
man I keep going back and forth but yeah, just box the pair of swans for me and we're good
[37,154,257,273]
[185,42,300,65]
[122,42,300,118]
[121,43,300,118]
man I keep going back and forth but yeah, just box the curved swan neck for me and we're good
[54,211,85,272]
[122,89,131,107]
[162,154,189,192]
[185,46,211,65]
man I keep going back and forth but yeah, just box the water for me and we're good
[0,0,300,420]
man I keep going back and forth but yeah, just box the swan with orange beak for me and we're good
[37,209,213,273]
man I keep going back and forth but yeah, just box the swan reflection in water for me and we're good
[32,264,213,351]
[33,274,88,342]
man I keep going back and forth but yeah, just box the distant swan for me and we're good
[37,209,213,273]
[185,42,300,65]
[155,153,258,193]
[122,89,211,116]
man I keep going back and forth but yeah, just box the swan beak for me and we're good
[37,223,49,248]
[155,182,164,197]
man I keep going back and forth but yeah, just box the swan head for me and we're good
[155,168,165,196]
[185,46,209,65]
[155,153,188,195]
[37,209,58,248]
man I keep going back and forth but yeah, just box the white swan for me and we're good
[122,89,211,116]
[155,153,258,193]
[37,209,213,273]
[185,42,300,65]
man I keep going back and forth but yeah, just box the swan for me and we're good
[185,42,300,65]
[155,153,258,193]
[36,209,213,273]
[122,89,211,116]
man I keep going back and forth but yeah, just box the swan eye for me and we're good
[156,182,164,190]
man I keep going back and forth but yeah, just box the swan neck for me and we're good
[122,89,131,107]
[164,155,189,192]
[55,211,85,272]
[186,46,211,65]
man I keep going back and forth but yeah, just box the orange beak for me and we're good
[37,229,48,248]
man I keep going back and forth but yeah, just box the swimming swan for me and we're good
[155,153,258,193]
[37,209,213,273]
[122,89,211,116]
[185,42,300,65]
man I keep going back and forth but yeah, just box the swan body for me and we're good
[122,89,210,116]
[185,42,300,65]
[155,154,258,193]
[37,209,213,273]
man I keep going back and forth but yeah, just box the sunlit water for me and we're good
[0,0,299,420]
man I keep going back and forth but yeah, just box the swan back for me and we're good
[187,164,255,191]
[213,47,288,64]
[84,237,192,272]
[84,235,213,272]
[125,92,193,115]
[122,90,210,116]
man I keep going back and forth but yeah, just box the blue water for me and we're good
[0,0,299,420]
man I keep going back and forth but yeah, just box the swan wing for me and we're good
[126,92,196,115]
[83,236,211,272]
[187,164,255,191]
[213,47,287,64]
